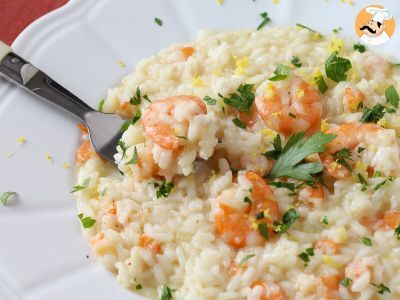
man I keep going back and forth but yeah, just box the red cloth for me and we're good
[0,0,68,45]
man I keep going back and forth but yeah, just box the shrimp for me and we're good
[214,171,279,249]
[321,122,381,179]
[382,211,400,230]
[298,184,325,207]
[141,95,207,150]
[76,140,95,165]
[139,235,162,253]
[344,262,371,292]
[343,86,364,113]
[250,281,286,300]
[315,240,339,255]
[255,76,321,136]
[321,275,340,300]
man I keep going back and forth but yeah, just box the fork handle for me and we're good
[0,40,94,121]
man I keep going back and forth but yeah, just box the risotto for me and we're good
[73,26,400,299]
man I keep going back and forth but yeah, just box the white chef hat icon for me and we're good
[365,6,393,23]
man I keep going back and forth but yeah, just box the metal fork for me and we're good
[0,40,126,163]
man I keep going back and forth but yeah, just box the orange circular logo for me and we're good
[355,5,395,46]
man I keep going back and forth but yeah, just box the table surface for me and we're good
[0,0,68,45]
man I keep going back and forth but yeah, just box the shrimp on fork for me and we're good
[255,76,322,136]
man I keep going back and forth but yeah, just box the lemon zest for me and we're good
[63,162,71,169]
[234,56,249,76]
[322,255,340,268]
[45,153,53,163]
[328,37,344,53]
[212,67,222,77]
[320,118,329,132]
[216,0,224,5]
[191,76,205,87]
[17,137,26,145]
[117,59,126,68]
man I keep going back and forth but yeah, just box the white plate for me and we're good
[0,0,399,299]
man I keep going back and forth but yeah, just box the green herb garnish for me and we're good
[232,117,247,129]
[291,56,302,68]
[361,236,372,246]
[220,83,255,113]
[353,43,366,53]
[155,17,163,26]
[160,285,173,300]
[296,23,324,39]
[130,87,142,105]
[118,140,128,159]
[77,213,96,228]
[258,222,269,240]
[314,75,328,94]
[244,196,252,204]
[298,247,314,265]
[321,216,328,225]
[238,254,255,266]
[136,284,143,290]
[374,180,387,191]
[360,104,385,123]
[71,178,90,193]
[98,99,105,112]
[126,146,138,165]
[269,64,290,81]
[394,225,400,240]
[325,51,352,82]
[0,192,16,206]
[385,85,399,108]
[358,147,365,153]
[143,95,152,102]
[274,208,299,233]
[100,188,107,197]
[257,12,271,30]
[204,96,217,105]
[332,27,342,33]
[357,173,368,191]
[371,283,391,295]
[155,181,174,199]
[120,109,142,132]
[268,181,295,192]
[262,133,282,160]
[340,277,352,287]
[333,148,352,171]
[268,132,336,181]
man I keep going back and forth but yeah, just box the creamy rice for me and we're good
[74,26,400,299]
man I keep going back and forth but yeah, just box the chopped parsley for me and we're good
[268,181,295,192]
[232,117,247,129]
[220,83,255,113]
[143,95,152,102]
[314,75,328,94]
[257,12,271,30]
[371,283,391,295]
[339,277,352,287]
[295,23,324,39]
[120,109,142,132]
[126,146,138,165]
[258,222,269,240]
[324,52,352,82]
[175,135,188,140]
[321,216,329,225]
[77,213,96,228]
[267,132,336,181]
[136,284,143,290]
[203,96,217,105]
[238,254,255,266]
[361,236,372,246]
[243,196,252,204]
[291,56,302,68]
[154,17,163,26]
[269,63,290,81]
[373,180,387,191]
[358,147,366,153]
[288,112,296,118]
[98,99,105,112]
[360,104,385,123]
[353,43,366,53]
[262,133,282,160]
[274,208,299,233]
[118,140,128,159]
[385,85,399,108]
[255,211,265,220]
[394,225,400,240]
[333,148,352,171]
[160,285,173,300]
[357,173,368,191]
[298,247,314,265]
[130,87,142,105]
[70,178,90,193]
[155,180,174,199]
[0,191,16,206]
[332,27,342,33]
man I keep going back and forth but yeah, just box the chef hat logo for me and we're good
[355,4,395,46]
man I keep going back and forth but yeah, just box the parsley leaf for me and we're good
[268,132,336,181]
[394,225,400,240]
[160,285,173,300]
[321,216,328,225]
[77,213,96,228]
[385,85,399,108]
[120,109,142,132]
[268,181,295,192]
[258,222,269,240]
[353,43,366,53]
[257,12,271,30]
[358,147,366,153]
[118,140,128,159]
[155,180,174,199]
[238,254,255,266]
[126,146,138,165]
[221,84,255,113]
[0,192,16,206]
[130,87,142,105]
[296,23,324,39]
[298,247,314,265]
[204,96,217,105]
[143,95,152,103]
[314,75,328,94]
[136,284,143,290]
[154,17,163,26]
[269,64,290,81]
[374,180,387,191]
[262,133,282,159]
[325,52,352,82]
[232,117,247,129]
[71,178,90,193]
[371,283,391,294]
[360,104,385,123]
[291,56,302,68]
[361,236,372,246]
[274,208,299,233]
[357,173,368,191]
[332,27,342,34]
[98,99,105,112]
[340,277,352,287]
[333,148,352,171]
[244,196,252,204]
